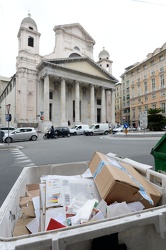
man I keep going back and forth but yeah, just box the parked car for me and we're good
[70,124,89,135]
[84,123,110,136]
[112,126,124,134]
[0,126,16,133]
[129,126,137,131]
[3,127,38,143]
[54,127,71,137]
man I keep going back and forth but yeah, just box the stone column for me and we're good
[75,81,80,123]
[111,89,115,125]
[44,74,49,121]
[90,84,95,124]
[37,78,44,116]
[60,78,66,125]
[101,87,106,122]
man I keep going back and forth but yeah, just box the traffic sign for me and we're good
[124,122,129,129]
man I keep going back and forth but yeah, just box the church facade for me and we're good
[0,14,118,131]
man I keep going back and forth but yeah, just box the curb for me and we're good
[0,143,21,149]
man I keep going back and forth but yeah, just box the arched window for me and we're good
[74,46,80,51]
[69,53,81,58]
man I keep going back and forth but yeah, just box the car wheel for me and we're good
[31,135,37,141]
[74,132,77,135]
[5,137,12,143]
[104,131,108,135]
[90,132,93,136]
[67,133,71,137]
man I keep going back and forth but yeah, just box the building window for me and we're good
[159,55,164,61]
[144,96,148,101]
[151,78,156,90]
[137,84,141,95]
[145,105,148,111]
[160,91,165,97]
[28,36,34,47]
[152,93,156,99]
[160,75,165,88]
[152,104,156,109]
[49,91,53,99]
[74,46,80,51]
[73,100,75,122]
[150,60,155,66]
[143,64,147,69]
[132,109,135,118]
[160,67,164,72]
[144,81,147,93]
[97,99,101,105]
[161,103,165,113]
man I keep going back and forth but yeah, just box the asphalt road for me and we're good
[0,133,162,206]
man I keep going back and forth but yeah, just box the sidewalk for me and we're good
[0,143,20,149]
[112,131,166,137]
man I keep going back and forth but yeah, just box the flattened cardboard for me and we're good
[26,184,39,197]
[13,216,33,236]
[20,196,32,208]
[89,152,161,208]
[22,201,35,217]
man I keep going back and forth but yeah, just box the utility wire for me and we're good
[131,0,166,6]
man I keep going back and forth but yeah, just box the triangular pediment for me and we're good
[47,57,117,81]
[63,61,110,79]
[53,23,95,44]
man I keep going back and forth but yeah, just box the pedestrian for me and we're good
[50,126,54,139]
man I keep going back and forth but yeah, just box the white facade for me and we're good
[0,14,118,131]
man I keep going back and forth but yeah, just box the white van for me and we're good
[84,123,110,136]
[69,124,89,135]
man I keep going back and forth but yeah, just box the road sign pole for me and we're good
[6,104,11,145]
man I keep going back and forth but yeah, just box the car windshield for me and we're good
[71,126,77,129]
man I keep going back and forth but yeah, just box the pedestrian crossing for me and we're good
[10,148,36,168]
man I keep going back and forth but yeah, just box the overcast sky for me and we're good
[0,0,166,81]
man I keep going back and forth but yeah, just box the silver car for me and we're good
[0,126,16,133]
[3,127,38,143]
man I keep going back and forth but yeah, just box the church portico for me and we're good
[38,66,115,129]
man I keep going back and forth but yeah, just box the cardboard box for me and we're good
[89,152,161,209]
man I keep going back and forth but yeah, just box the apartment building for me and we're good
[120,43,166,127]
[115,82,122,125]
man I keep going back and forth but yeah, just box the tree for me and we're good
[147,108,166,131]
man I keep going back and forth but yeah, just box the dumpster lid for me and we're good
[151,132,166,154]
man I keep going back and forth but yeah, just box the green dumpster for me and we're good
[151,133,166,172]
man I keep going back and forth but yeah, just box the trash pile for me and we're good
[13,152,161,236]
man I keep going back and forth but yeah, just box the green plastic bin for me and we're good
[151,133,166,172]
